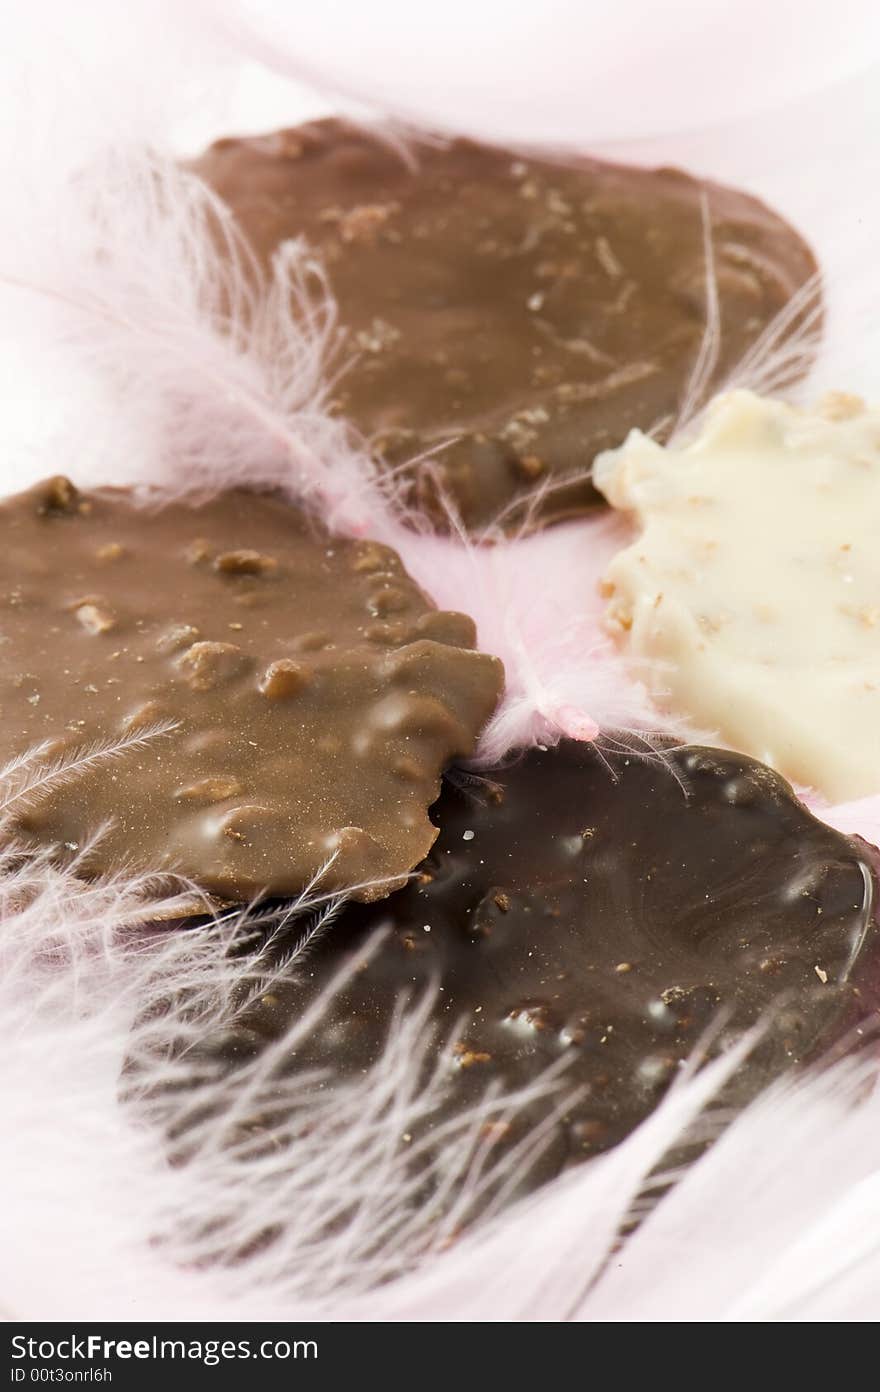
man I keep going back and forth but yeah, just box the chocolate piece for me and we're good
[596,390,880,802]
[195,121,820,532]
[0,478,502,900]
[217,742,879,1192]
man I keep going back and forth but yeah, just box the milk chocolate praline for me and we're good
[0,477,502,900]
[195,120,820,533]
[213,741,880,1194]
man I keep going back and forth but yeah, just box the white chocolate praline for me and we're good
[594,390,880,802]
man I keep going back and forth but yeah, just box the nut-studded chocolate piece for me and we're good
[0,478,502,900]
[195,121,820,532]
[222,742,879,1190]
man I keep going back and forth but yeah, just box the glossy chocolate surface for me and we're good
[196,121,820,532]
[222,742,879,1189]
[0,478,501,899]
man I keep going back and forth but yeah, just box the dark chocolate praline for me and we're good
[195,121,820,533]
[210,741,880,1199]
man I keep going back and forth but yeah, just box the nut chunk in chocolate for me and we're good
[195,120,820,532]
[232,741,879,1189]
[0,478,502,900]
